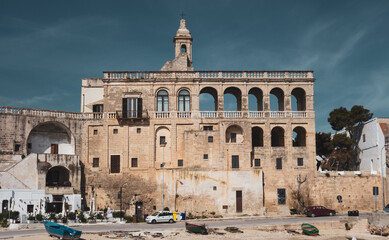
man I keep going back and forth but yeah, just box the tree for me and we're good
[323,105,373,170]
[316,132,333,159]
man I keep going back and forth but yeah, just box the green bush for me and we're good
[49,212,57,221]
[10,211,19,220]
[78,212,86,223]
[27,215,35,220]
[96,213,104,220]
[68,212,76,220]
[36,214,43,221]
[123,215,133,223]
[113,211,124,218]
[1,219,8,228]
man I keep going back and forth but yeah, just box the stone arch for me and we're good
[27,121,75,155]
[199,87,218,111]
[226,125,244,143]
[270,88,284,111]
[181,44,187,53]
[252,127,264,147]
[271,126,285,147]
[155,127,171,164]
[156,89,169,111]
[177,88,190,111]
[224,87,242,111]
[291,88,306,111]
[46,166,70,187]
[249,88,263,111]
[293,126,306,147]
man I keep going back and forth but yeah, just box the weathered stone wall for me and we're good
[312,172,382,213]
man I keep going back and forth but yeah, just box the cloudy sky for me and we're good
[1,0,388,132]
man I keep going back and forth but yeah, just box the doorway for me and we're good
[236,191,242,213]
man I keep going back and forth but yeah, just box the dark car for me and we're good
[304,206,336,217]
[383,204,389,213]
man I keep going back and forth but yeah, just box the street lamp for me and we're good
[174,180,183,211]
[160,141,167,210]
[381,143,388,209]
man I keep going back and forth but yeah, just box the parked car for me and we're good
[145,211,174,224]
[304,206,336,217]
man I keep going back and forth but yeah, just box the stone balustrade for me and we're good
[0,106,313,120]
[103,71,313,80]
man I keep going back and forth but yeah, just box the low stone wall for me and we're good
[312,172,382,213]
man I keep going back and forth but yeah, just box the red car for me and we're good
[304,206,336,217]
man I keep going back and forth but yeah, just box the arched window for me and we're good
[181,44,187,53]
[271,127,285,147]
[178,89,190,111]
[252,127,264,147]
[249,88,263,111]
[226,125,243,143]
[270,88,284,111]
[291,88,306,111]
[157,90,169,111]
[224,87,242,111]
[293,127,306,147]
[46,166,70,187]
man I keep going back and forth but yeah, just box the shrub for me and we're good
[27,215,35,221]
[96,213,104,220]
[10,211,19,220]
[123,215,133,223]
[113,211,124,218]
[77,212,86,223]
[49,213,57,222]
[68,212,76,220]
[36,214,43,221]
[163,207,170,211]
[1,219,8,228]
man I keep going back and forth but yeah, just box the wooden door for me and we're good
[51,144,58,154]
[110,155,120,173]
[236,191,242,213]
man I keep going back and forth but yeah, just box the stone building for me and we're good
[1,19,384,218]
[81,19,317,216]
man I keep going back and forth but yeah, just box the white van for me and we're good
[145,211,174,224]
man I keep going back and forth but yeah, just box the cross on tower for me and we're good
[179,12,186,19]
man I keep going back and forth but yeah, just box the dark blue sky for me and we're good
[1,0,388,132]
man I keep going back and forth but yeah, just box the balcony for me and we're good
[148,111,313,119]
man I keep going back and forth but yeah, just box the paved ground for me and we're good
[0,213,368,239]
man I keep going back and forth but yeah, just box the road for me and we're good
[0,213,368,239]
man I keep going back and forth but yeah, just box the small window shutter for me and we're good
[137,98,142,118]
[122,98,127,118]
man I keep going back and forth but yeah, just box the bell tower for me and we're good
[174,18,193,63]
[161,18,193,71]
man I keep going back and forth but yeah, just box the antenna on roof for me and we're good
[179,12,186,19]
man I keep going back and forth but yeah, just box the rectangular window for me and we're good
[131,158,138,168]
[363,134,366,142]
[160,136,166,145]
[110,155,120,173]
[14,144,20,152]
[232,155,239,168]
[93,158,99,168]
[277,188,286,205]
[51,144,58,154]
[113,129,118,134]
[254,158,261,167]
[122,97,142,118]
[208,136,213,143]
[93,104,103,113]
[203,126,213,131]
[93,129,98,135]
[178,159,183,167]
[203,154,208,160]
[231,133,237,143]
[137,128,141,134]
[297,158,304,166]
[276,157,282,170]
[27,204,34,213]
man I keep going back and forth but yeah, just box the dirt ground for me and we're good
[9,219,388,240]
